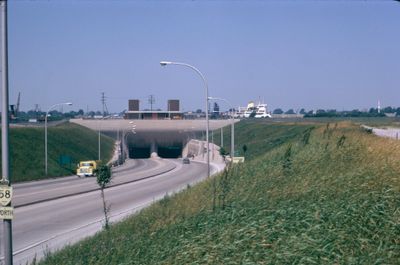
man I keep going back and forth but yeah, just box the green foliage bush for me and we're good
[39,121,400,265]
[96,164,113,230]
[0,122,114,182]
[96,165,112,189]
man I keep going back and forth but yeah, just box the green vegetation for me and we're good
[96,164,113,230]
[0,122,114,182]
[213,119,315,160]
[39,120,399,264]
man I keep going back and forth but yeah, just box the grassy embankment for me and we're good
[0,122,114,182]
[39,120,399,264]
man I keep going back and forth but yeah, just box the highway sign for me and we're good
[232,157,245,163]
[0,207,13,220]
[0,185,12,206]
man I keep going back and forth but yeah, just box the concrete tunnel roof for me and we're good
[70,118,237,147]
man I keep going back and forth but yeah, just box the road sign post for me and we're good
[0,185,12,206]
[0,207,13,220]
[1,1,13,263]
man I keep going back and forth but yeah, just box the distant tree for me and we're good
[77,109,84,115]
[196,109,202,113]
[369,108,378,114]
[64,111,78,118]
[316,109,326,115]
[299,108,306,114]
[285,109,295,114]
[242,144,248,157]
[383,106,394,113]
[273,108,284,114]
[347,109,362,117]
[322,109,338,117]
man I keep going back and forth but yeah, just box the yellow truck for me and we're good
[77,160,97,177]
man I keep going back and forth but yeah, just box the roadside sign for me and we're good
[0,185,12,206]
[0,207,13,220]
[232,157,245,163]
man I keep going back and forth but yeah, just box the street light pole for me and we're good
[208,97,235,160]
[1,1,12,263]
[160,61,210,178]
[98,123,101,161]
[221,127,223,148]
[45,102,72,175]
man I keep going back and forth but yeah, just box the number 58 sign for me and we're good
[0,185,12,206]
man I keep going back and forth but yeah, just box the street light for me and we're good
[160,61,210,178]
[208,97,235,160]
[1,1,12,264]
[45,102,72,175]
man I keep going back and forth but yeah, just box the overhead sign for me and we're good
[0,207,13,220]
[0,185,12,206]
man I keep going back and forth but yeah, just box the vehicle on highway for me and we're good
[77,160,97,177]
[182,157,190,164]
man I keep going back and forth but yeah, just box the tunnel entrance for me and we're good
[129,147,151,159]
[158,146,182,158]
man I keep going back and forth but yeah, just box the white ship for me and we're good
[254,103,272,118]
[235,101,272,119]
[243,101,257,118]
[233,106,247,118]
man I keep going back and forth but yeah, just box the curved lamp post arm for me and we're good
[160,61,209,92]
[45,102,73,126]
[160,61,210,178]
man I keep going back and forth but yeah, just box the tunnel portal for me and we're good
[124,131,195,159]
[128,144,183,159]
[157,145,183,158]
[73,119,232,160]
[129,146,151,159]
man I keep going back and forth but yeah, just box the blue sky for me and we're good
[6,0,400,113]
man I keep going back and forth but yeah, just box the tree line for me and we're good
[272,107,399,117]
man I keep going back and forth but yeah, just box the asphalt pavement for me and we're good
[0,158,211,265]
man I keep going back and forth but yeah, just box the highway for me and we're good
[13,159,175,207]
[0,158,211,265]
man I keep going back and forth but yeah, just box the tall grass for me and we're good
[213,119,314,160]
[39,121,399,264]
[0,122,114,182]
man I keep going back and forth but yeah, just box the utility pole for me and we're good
[148,95,155,111]
[220,127,223,148]
[1,1,13,264]
[101,92,108,116]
